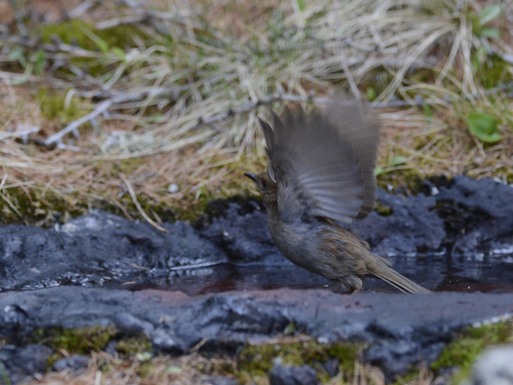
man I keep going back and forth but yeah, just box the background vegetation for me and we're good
[0,0,511,226]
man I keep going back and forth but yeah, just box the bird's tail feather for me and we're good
[371,261,431,294]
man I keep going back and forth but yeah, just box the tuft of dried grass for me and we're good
[22,352,231,385]
[20,350,443,385]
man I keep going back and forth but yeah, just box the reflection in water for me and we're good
[109,253,513,295]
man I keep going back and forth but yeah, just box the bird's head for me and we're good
[244,172,278,209]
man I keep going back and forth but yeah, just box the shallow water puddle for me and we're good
[103,254,513,295]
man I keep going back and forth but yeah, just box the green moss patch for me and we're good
[236,340,362,383]
[431,319,513,384]
[0,187,87,226]
[39,20,146,52]
[36,19,151,77]
[36,88,87,123]
[32,325,118,355]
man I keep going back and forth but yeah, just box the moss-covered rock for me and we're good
[236,340,363,384]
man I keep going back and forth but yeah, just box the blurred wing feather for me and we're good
[325,101,380,218]
[261,101,379,226]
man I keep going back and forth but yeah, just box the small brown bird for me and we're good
[245,100,431,294]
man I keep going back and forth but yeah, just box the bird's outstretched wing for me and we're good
[325,101,380,218]
[260,100,379,226]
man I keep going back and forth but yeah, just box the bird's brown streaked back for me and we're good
[259,102,379,227]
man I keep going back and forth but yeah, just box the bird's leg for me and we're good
[330,277,362,294]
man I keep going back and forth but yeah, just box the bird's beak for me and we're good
[244,172,258,183]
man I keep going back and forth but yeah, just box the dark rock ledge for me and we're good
[0,287,512,383]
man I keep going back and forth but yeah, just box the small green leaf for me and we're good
[8,46,27,67]
[422,104,433,117]
[0,362,12,385]
[479,5,502,26]
[374,166,384,177]
[284,322,296,336]
[366,87,377,101]
[78,24,109,53]
[31,49,47,75]
[466,112,502,143]
[295,0,305,11]
[135,352,153,361]
[478,27,499,39]
[111,47,126,61]
[93,36,109,54]
[166,366,183,374]
[471,46,488,73]
[390,156,407,166]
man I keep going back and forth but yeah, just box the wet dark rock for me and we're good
[0,287,512,382]
[0,211,225,291]
[53,354,90,372]
[62,211,226,271]
[0,176,512,382]
[0,344,52,384]
[198,199,283,264]
[435,176,513,257]
[352,189,445,257]
[269,363,319,385]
